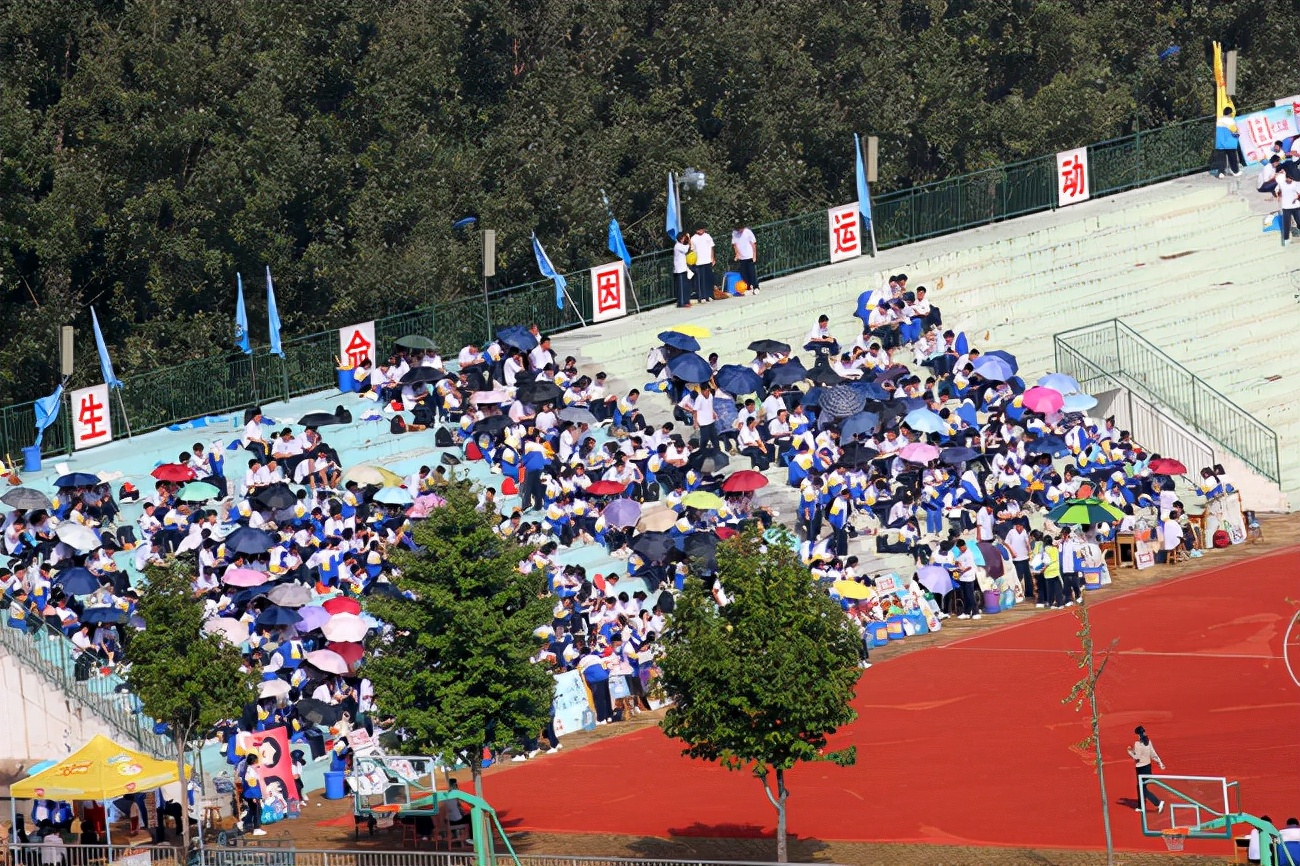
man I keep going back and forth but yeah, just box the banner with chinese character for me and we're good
[1275,95,1300,117]
[827,203,862,263]
[70,384,112,450]
[338,321,376,370]
[1055,147,1090,207]
[248,725,299,818]
[1239,105,1298,164]
[589,261,627,323]
[551,670,594,737]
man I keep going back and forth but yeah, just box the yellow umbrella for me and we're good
[832,579,873,600]
[375,467,404,487]
[667,324,711,339]
[681,490,725,510]
[636,508,678,532]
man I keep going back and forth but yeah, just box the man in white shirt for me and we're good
[953,538,980,620]
[528,336,555,371]
[693,385,719,452]
[731,223,759,294]
[1005,521,1031,596]
[1280,172,1300,245]
[690,227,716,304]
[242,412,269,461]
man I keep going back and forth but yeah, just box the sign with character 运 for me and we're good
[827,203,862,264]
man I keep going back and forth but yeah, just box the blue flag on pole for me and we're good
[265,266,283,357]
[666,173,682,239]
[89,307,122,389]
[531,234,567,311]
[854,133,873,230]
[234,273,251,354]
[33,384,64,449]
[608,218,632,268]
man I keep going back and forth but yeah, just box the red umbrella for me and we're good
[584,480,626,496]
[151,463,196,482]
[322,596,362,616]
[722,470,769,493]
[326,641,365,667]
[715,526,739,540]
[1148,458,1188,475]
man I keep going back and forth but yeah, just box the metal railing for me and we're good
[2,116,1218,461]
[8,843,184,866]
[0,616,171,756]
[196,851,807,866]
[1054,320,1281,483]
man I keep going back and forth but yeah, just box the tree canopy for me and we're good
[2,0,1294,401]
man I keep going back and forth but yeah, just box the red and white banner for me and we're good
[339,321,376,369]
[1056,147,1090,207]
[589,261,628,323]
[827,203,862,264]
[71,384,112,450]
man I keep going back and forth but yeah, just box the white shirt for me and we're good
[672,241,689,274]
[976,507,995,542]
[1281,179,1300,209]
[731,227,756,260]
[529,345,552,370]
[243,419,264,445]
[690,232,715,265]
[694,397,717,426]
[1005,527,1030,560]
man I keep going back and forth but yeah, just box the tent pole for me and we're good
[104,799,112,849]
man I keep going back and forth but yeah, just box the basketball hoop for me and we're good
[1161,828,1189,851]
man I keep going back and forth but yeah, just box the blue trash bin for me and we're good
[337,368,358,393]
[21,446,41,473]
[323,771,346,800]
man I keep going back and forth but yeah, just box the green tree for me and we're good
[363,480,555,800]
[657,529,861,863]
[128,560,254,855]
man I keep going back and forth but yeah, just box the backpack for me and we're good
[389,416,408,434]
[1212,529,1230,549]
[434,428,453,448]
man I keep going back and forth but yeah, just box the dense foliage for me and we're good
[2,0,1293,400]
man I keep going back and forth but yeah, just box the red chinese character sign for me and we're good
[827,203,862,264]
[71,384,113,450]
[589,261,627,324]
[338,321,376,370]
[1055,147,1090,207]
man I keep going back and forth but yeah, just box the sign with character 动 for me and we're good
[1056,147,1090,207]
[589,261,627,323]
[71,384,112,450]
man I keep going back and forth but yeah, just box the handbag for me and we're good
[608,675,631,701]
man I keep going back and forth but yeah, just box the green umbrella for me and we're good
[1045,497,1124,525]
[177,481,221,503]
[395,335,437,350]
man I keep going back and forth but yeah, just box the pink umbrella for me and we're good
[222,567,268,587]
[899,442,940,464]
[305,649,350,675]
[406,493,447,518]
[1022,386,1065,414]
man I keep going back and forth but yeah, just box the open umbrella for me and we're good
[395,335,438,350]
[177,482,221,503]
[899,442,940,464]
[940,446,980,465]
[1025,435,1070,457]
[748,339,791,355]
[399,366,445,386]
[253,484,296,511]
[766,358,808,387]
[683,532,719,569]
[295,606,331,633]
[1062,392,1098,412]
[688,448,729,474]
[1045,498,1125,525]
[715,365,763,396]
[472,415,512,436]
[800,387,824,408]
[971,356,1014,382]
[151,463,196,483]
[631,531,674,560]
[839,411,881,440]
[54,472,99,488]
[298,411,346,427]
[916,564,955,596]
[1037,373,1082,394]
[323,596,363,616]
[819,385,866,417]
[721,470,768,493]
[666,353,712,383]
[267,583,313,608]
[82,607,128,625]
[231,587,270,606]
[584,480,626,496]
[54,567,101,596]
[202,617,250,645]
[837,442,879,467]
[497,326,538,353]
[256,605,302,628]
[977,542,1005,578]
[832,579,873,600]
[808,365,844,386]
[681,490,725,511]
[903,408,946,434]
[602,499,642,528]
[305,649,350,675]
[1022,387,1065,414]
[222,568,269,588]
[224,527,275,555]
[258,679,291,700]
[557,407,598,425]
[2,488,52,510]
[295,698,343,727]
[983,350,1019,375]
[848,381,891,401]
[326,641,366,667]
[666,324,711,339]
[323,613,370,642]
[373,487,413,506]
[1148,458,1188,476]
[342,465,386,486]
[658,331,701,352]
[635,510,678,533]
[518,381,564,405]
[55,523,101,551]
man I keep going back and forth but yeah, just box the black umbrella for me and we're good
[1,487,52,510]
[838,442,880,467]
[54,472,99,488]
[658,331,701,352]
[766,358,808,387]
[399,366,446,386]
[940,447,980,465]
[518,381,564,405]
[807,364,843,386]
[253,483,297,511]
[472,415,511,436]
[748,339,791,355]
[395,335,437,350]
[298,411,345,427]
[294,698,343,726]
[688,448,730,474]
[875,365,911,382]
[631,531,675,561]
[819,385,866,417]
[225,527,276,555]
[364,582,408,600]
[683,532,719,572]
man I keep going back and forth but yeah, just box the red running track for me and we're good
[486,548,1300,853]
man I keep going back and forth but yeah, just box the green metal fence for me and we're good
[5,116,1218,460]
[1053,319,1281,484]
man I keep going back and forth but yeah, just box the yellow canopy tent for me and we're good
[11,734,186,845]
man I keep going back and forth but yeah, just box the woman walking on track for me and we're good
[1128,725,1166,813]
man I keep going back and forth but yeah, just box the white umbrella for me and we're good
[322,612,369,643]
[55,523,102,551]
[471,390,510,405]
[267,583,313,608]
[342,465,385,486]
[304,649,350,675]
[202,617,250,645]
[258,678,291,700]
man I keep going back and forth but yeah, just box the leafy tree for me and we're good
[1063,603,1119,866]
[657,529,861,863]
[128,560,254,855]
[363,480,555,799]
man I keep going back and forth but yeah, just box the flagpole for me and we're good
[564,286,588,328]
[600,190,642,315]
[624,265,642,315]
[114,390,134,439]
[868,217,879,258]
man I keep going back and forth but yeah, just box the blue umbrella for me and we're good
[256,605,302,628]
[666,352,712,383]
[1037,373,1082,394]
[839,411,880,440]
[1063,392,1098,411]
[766,358,808,387]
[82,607,128,625]
[800,387,824,407]
[232,586,271,606]
[658,331,701,352]
[972,356,1014,382]
[715,365,763,396]
[374,487,413,506]
[903,408,946,434]
[853,290,880,322]
[940,446,980,465]
[898,397,927,411]
[916,564,955,596]
[602,498,641,528]
[497,325,538,352]
[225,527,275,555]
[984,350,1019,374]
[54,567,101,596]
[848,381,890,401]
[1025,435,1070,457]
[54,472,99,488]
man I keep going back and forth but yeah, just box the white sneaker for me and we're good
[957,613,970,620]
[751,287,760,295]
[511,755,528,762]
[252,829,267,836]
[859,661,872,669]
[1035,603,1046,608]
[546,744,562,754]
[1064,600,1074,606]
[527,749,540,758]
[972,614,982,620]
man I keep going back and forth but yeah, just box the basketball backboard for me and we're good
[1139,775,1239,839]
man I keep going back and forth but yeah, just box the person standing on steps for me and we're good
[1213,107,1242,178]
[731,222,760,294]
[1128,725,1166,815]
[690,225,716,304]
[1279,172,1300,247]
[672,231,692,307]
